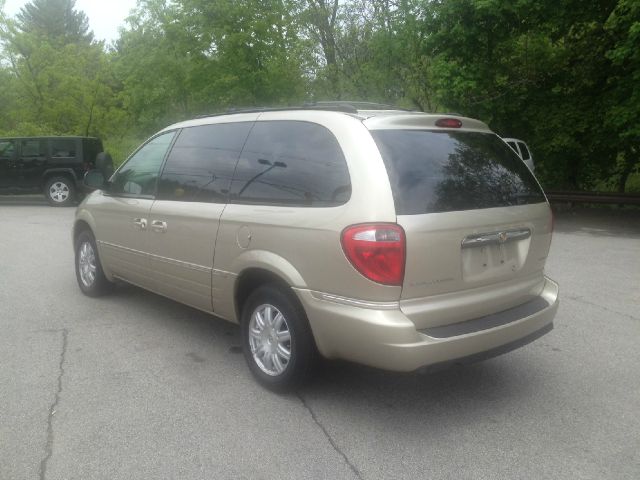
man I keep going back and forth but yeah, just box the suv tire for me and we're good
[75,230,113,297]
[241,284,317,391]
[44,176,76,206]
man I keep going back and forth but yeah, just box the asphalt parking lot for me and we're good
[1,197,639,480]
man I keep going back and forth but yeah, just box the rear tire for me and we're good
[241,284,317,391]
[44,176,76,207]
[75,230,113,297]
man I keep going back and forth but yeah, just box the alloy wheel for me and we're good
[78,241,97,287]
[248,304,292,376]
[49,181,70,203]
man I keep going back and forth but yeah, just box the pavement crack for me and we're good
[39,328,68,480]
[297,392,363,480]
[564,295,639,322]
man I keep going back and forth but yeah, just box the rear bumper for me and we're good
[295,276,559,372]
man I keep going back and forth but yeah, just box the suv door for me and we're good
[147,122,252,312]
[92,131,176,289]
[0,139,17,188]
[17,138,47,188]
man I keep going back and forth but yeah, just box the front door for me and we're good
[92,131,177,290]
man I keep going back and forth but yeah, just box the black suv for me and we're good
[0,136,104,206]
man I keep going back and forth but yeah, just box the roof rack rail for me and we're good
[194,101,415,119]
[195,104,359,119]
[311,100,413,112]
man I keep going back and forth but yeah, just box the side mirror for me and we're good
[95,152,114,179]
[84,169,106,190]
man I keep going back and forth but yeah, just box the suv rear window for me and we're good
[51,139,77,158]
[372,130,545,215]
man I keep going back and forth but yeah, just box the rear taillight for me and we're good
[341,224,406,286]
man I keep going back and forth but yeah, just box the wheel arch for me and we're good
[234,267,297,324]
[228,249,308,321]
[41,168,79,188]
[73,212,114,282]
[73,219,93,247]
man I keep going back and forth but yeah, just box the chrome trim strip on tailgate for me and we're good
[461,228,531,249]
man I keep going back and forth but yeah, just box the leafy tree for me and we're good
[16,0,93,46]
[420,0,633,190]
[0,0,637,192]
[114,0,308,133]
[604,0,640,191]
[0,0,116,138]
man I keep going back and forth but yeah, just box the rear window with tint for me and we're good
[372,130,545,215]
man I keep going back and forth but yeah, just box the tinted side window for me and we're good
[20,139,46,157]
[0,140,16,160]
[518,142,531,160]
[372,130,545,215]
[157,123,252,202]
[110,131,176,197]
[229,121,351,207]
[51,139,77,158]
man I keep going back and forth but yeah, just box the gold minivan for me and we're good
[74,105,559,390]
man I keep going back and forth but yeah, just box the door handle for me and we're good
[133,218,147,230]
[151,220,167,233]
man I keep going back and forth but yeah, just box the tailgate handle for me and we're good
[462,228,531,249]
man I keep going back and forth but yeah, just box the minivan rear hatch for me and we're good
[369,123,552,328]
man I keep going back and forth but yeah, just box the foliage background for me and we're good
[1,0,638,191]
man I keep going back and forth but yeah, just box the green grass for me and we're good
[102,137,146,167]
[626,173,640,193]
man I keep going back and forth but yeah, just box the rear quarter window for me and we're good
[372,130,545,215]
[51,139,77,158]
[229,121,351,207]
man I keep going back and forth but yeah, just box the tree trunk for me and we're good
[617,148,637,193]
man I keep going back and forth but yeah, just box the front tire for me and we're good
[44,176,76,206]
[241,284,317,391]
[75,230,113,297]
